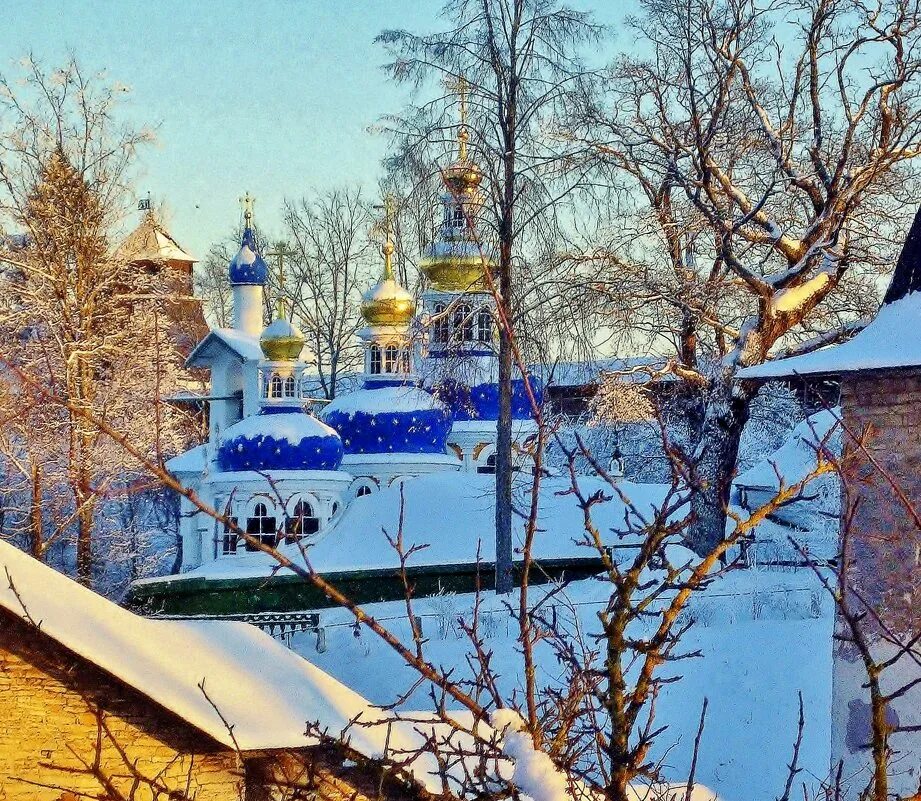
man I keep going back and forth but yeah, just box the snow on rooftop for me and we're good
[734,409,841,491]
[323,384,445,416]
[738,290,921,379]
[186,327,264,367]
[0,538,449,782]
[165,443,207,475]
[543,357,671,388]
[174,472,682,582]
[117,211,196,265]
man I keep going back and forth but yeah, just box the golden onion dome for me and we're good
[419,240,495,293]
[361,239,416,326]
[260,302,305,361]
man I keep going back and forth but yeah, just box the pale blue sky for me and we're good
[4,1,628,258]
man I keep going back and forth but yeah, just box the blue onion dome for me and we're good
[433,377,542,422]
[228,225,269,286]
[322,385,452,455]
[217,410,343,471]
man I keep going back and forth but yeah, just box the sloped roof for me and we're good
[734,409,841,491]
[118,210,196,265]
[163,472,685,582]
[186,328,263,368]
[738,206,921,380]
[0,538,444,777]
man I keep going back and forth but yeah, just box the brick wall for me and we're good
[839,373,921,634]
[832,371,921,797]
[0,610,245,800]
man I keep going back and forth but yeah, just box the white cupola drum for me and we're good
[228,193,268,336]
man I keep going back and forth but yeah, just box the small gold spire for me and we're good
[445,75,469,162]
[381,194,396,280]
[239,192,255,225]
[362,194,415,326]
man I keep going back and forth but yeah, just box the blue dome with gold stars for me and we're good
[217,408,343,471]
[433,378,540,422]
[322,384,452,455]
[228,225,269,286]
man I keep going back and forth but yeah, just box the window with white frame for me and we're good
[453,304,472,341]
[221,512,239,555]
[432,304,449,343]
[285,498,320,541]
[476,307,492,343]
[384,344,400,373]
[245,501,277,550]
[369,343,382,374]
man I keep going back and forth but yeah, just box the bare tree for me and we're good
[568,0,921,553]
[0,58,188,587]
[379,0,603,592]
[282,187,376,400]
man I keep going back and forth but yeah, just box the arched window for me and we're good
[432,304,449,343]
[477,453,497,474]
[369,344,382,374]
[269,374,284,399]
[221,504,239,556]
[384,344,400,373]
[285,499,319,542]
[356,485,373,498]
[476,307,492,343]
[283,376,297,398]
[245,501,277,549]
[447,202,465,229]
[453,304,472,342]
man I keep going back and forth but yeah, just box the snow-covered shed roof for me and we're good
[738,206,921,380]
[165,443,207,476]
[117,210,196,265]
[0,538,445,779]
[186,327,263,368]
[734,409,841,491]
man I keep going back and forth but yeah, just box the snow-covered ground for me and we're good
[286,568,834,801]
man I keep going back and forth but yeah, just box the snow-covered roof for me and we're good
[739,206,921,380]
[734,409,841,491]
[737,293,921,379]
[117,210,196,265]
[0,538,445,777]
[543,357,671,388]
[186,327,263,368]
[172,472,682,582]
[165,443,208,476]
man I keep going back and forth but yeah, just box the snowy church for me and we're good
[132,123,635,616]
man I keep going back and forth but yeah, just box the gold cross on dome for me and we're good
[444,74,470,160]
[239,192,256,224]
[267,242,296,288]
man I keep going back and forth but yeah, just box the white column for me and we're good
[233,284,263,335]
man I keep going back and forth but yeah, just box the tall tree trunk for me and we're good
[686,380,750,555]
[29,462,43,559]
[495,284,514,594]
[495,92,517,594]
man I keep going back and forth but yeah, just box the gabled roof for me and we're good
[738,206,921,380]
[0,538,444,780]
[117,210,196,265]
[186,328,263,368]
